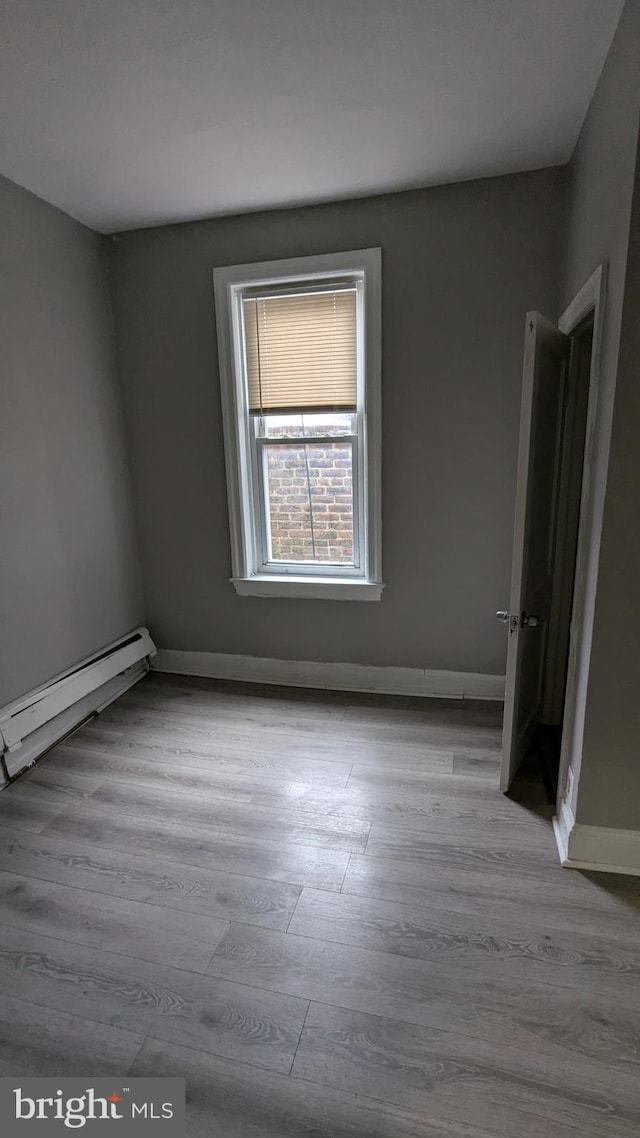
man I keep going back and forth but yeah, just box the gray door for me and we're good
[499,312,569,791]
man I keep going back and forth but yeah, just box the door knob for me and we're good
[496,611,519,633]
[497,610,540,628]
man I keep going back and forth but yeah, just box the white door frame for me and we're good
[555,264,607,820]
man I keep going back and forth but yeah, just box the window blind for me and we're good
[243,287,357,414]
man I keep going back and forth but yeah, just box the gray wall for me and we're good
[109,168,564,675]
[558,0,640,828]
[578,149,640,830]
[0,175,143,706]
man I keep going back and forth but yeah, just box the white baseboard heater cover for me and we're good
[0,627,155,781]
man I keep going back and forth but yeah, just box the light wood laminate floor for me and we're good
[0,673,638,1137]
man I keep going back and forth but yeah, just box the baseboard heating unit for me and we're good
[0,627,156,783]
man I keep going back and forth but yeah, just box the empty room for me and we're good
[1,1,639,1135]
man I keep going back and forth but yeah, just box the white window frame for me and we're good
[214,248,383,601]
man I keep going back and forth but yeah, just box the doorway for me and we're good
[499,265,606,804]
[534,314,594,799]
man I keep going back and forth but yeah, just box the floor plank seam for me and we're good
[339,853,352,893]
[286,1000,312,1076]
[125,1034,148,1077]
[284,889,305,934]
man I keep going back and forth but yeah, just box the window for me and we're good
[214,249,383,600]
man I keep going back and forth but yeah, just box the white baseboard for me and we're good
[552,798,575,865]
[151,649,505,701]
[553,798,640,876]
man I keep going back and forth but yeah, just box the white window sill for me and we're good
[231,576,385,601]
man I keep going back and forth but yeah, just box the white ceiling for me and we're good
[0,0,624,233]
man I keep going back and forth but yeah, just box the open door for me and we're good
[499,312,569,791]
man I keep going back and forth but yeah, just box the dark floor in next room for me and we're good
[0,673,638,1137]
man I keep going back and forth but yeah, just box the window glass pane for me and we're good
[264,441,354,564]
[258,412,355,439]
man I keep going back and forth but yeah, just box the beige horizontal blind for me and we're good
[243,288,357,414]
